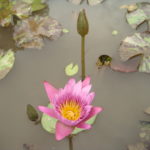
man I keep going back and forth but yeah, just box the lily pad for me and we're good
[13,15,64,49]
[126,2,150,30]
[41,104,98,135]
[0,49,15,80]
[65,63,79,76]
[110,55,141,73]
[119,32,150,73]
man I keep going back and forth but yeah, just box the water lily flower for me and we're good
[38,77,103,140]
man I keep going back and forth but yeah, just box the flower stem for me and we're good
[81,36,85,81]
[68,135,73,150]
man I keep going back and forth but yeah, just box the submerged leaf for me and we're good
[27,104,39,122]
[13,15,63,49]
[144,107,150,115]
[126,2,150,30]
[41,104,98,135]
[65,63,79,76]
[0,49,15,80]
[110,55,140,73]
[119,32,150,73]
[128,143,147,150]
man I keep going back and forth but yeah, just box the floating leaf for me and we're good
[63,28,69,33]
[12,1,32,19]
[120,4,138,12]
[0,4,13,27]
[128,143,147,150]
[110,55,140,73]
[0,49,15,80]
[112,30,118,36]
[41,104,98,135]
[119,32,150,73]
[126,2,150,30]
[65,63,79,76]
[67,0,83,5]
[144,107,150,115]
[140,121,150,144]
[87,0,104,6]
[13,15,63,49]
[27,104,39,122]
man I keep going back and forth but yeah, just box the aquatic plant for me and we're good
[38,77,103,140]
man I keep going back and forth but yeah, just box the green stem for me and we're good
[81,36,85,81]
[68,135,73,150]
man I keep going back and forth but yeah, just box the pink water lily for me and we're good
[38,77,103,140]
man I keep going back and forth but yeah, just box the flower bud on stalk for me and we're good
[77,9,89,37]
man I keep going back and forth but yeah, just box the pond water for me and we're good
[0,0,150,150]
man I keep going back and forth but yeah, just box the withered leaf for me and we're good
[13,15,64,49]
[126,2,150,30]
[119,32,150,73]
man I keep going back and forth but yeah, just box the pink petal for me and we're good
[38,106,57,119]
[64,78,75,92]
[85,106,103,121]
[73,81,82,95]
[56,121,74,140]
[82,85,92,94]
[82,76,91,87]
[86,92,95,104]
[44,81,58,103]
[76,122,91,129]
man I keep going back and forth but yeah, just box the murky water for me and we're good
[0,0,150,150]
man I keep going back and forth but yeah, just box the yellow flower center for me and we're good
[60,100,81,121]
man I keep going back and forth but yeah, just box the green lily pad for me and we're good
[126,2,150,30]
[119,32,150,73]
[41,104,98,135]
[112,30,118,36]
[0,49,15,80]
[65,63,79,76]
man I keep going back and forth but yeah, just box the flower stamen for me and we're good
[60,100,81,121]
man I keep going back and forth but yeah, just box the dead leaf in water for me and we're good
[119,32,150,73]
[126,2,150,30]
[13,15,64,49]
[110,55,141,73]
[0,49,15,80]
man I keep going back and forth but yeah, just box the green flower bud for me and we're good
[77,9,89,37]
